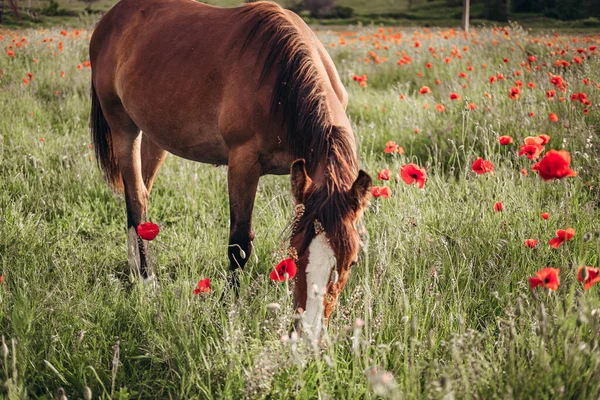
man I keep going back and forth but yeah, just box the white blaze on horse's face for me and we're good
[303,233,336,337]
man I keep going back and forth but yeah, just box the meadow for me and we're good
[1,19,600,399]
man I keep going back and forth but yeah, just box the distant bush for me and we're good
[333,5,354,18]
[304,0,335,18]
[41,0,69,16]
[582,17,600,27]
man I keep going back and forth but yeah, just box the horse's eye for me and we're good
[350,259,358,267]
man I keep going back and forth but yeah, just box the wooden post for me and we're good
[462,0,470,33]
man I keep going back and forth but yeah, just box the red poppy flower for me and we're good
[471,157,494,174]
[529,267,560,290]
[498,136,513,145]
[509,86,521,100]
[537,134,551,145]
[493,201,503,212]
[521,168,528,176]
[377,169,391,181]
[532,150,577,181]
[449,92,461,101]
[541,213,549,220]
[548,112,559,122]
[137,222,160,241]
[400,164,426,189]
[419,86,431,95]
[546,90,556,99]
[270,258,297,281]
[0,275,3,284]
[384,140,398,154]
[578,267,600,290]
[435,104,446,112]
[518,144,543,160]
[467,102,476,110]
[548,228,575,248]
[193,278,212,294]
[525,239,538,248]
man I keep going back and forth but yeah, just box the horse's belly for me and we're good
[144,127,229,166]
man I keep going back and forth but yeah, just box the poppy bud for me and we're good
[83,386,93,400]
[580,266,589,282]
[577,310,587,327]
[1,336,8,358]
[516,298,524,318]
[410,315,418,337]
[266,302,281,312]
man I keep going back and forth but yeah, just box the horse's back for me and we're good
[89,0,348,168]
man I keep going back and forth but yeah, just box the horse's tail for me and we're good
[90,81,123,193]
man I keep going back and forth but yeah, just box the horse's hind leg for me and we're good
[103,108,153,281]
[141,135,167,193]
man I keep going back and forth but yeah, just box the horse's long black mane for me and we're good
[240,2,357,195]
[241,2,362,253]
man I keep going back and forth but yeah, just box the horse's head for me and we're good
[288,159,372,337]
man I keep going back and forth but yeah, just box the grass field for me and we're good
[2,20,600,399]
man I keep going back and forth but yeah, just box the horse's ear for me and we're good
[290,159,311,203]
[350,170,372,211]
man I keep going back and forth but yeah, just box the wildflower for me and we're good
[7,50,15,58]
[377,169,391,181]
[509,86,521,100]
[137,222,160,240]
[525,239,538,248]
[578,267,600,290]
[542,213,549,220]
[384,141,398,153]
[494,201,503,212]
[270,258,297,281]
[193,278,212,294]
[467,102,476,110]
[435,103,446,112]
[548,228,575,248]
[537,134,551,145]
[529,267,560,290]
[471,157,494,174]
[519,137,545,160]
[400,164,426,189]
[419,86,431,95]
[449,92,461,101]
[548,112,559,122]
[521,168,528,176]
[532,150,577,180]
[372,186,391,198]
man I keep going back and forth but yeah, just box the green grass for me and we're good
[2,21,600,399]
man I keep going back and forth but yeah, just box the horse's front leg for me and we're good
[226,150,261,296]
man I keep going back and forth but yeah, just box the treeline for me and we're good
[475,0,600,21]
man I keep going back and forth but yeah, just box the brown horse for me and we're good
[90,0,371,334]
